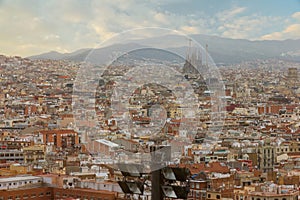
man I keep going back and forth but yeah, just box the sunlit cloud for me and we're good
[261,12,300,40]
[0,0,298,56]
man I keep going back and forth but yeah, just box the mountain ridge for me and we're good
[28,34,300,64]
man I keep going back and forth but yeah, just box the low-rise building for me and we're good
[0,175,43,190]
[23,145,46,167]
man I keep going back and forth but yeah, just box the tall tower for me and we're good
[183,39,202,75]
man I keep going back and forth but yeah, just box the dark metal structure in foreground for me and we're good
[118,145,190,199]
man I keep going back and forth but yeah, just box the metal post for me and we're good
[151,168,163,200]
[150,145,164,200]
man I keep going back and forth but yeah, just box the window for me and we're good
[190,183,194,188]
[207,194,211,198]
[216,195,220,199]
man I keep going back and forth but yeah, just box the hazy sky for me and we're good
[0,0,300,57]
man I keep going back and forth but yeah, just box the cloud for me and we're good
[261,24,300,40]
[211,6,284,40]
[180,26,199,34]
[0,0,214,56]
[260,12,300,40]
[292,12,300,20]
[0,1,299,56]
[154,13,170,25]
[217,7,246,22]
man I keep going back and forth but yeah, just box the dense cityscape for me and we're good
[0,52,299,200]
[1,1,300,200]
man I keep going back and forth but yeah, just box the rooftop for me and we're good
[95,139,119,148]
[0,175,41,183]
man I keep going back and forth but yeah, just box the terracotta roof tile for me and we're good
[170,162,230,175]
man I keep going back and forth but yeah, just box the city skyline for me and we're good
[0,0,299,57]
[1,1,300,200]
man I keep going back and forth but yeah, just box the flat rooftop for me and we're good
[95,139,119,147]
[0,175,41,183]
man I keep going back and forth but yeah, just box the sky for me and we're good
[0,0,300,57]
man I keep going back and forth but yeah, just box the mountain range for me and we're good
[29,34,300,65]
